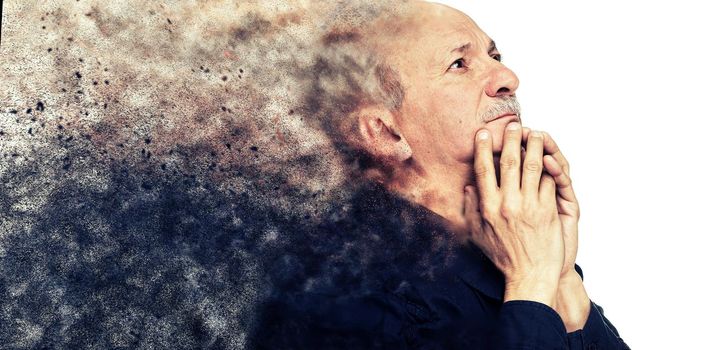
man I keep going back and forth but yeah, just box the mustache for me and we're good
[481,95,522,123]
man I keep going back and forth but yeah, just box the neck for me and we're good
[368,158,474,240]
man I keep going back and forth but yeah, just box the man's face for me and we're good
[378,2,521,170]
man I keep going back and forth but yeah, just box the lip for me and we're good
[490,113,520,123]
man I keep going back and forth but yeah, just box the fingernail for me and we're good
[477,130,489,140]
[507,122,520,130]
[531,130,542,138]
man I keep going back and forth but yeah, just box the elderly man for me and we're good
[251,1,630,349]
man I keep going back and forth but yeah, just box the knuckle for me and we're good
[499,156,518,169]
[525,200,546,215]
[523,160,542,172]
[556,176,570,189]
[499,200,520,218]
[475,164,492,177]
[481,206,496,220]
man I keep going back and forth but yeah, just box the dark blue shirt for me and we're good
[250,181,630,349]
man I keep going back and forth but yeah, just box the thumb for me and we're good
[463,186,482,224]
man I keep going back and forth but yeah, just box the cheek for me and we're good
[413,86,486,161]
[445,120,480,163]
[437,90,484,160]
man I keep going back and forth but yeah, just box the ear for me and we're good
[355,104,412,163]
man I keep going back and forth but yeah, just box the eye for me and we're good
[491,53,502,62]
[448,58,467,71]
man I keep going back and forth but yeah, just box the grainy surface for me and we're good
[0,1,445,349]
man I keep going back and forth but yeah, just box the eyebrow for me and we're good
[450,40,498,55]
[451,42,472,54]
[437,40,500,69]
[488,40,497,53]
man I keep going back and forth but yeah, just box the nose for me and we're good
[484,63,520,97]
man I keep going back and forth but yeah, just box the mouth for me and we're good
[488,113,520,124]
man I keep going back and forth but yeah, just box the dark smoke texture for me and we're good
[0,1,453,348]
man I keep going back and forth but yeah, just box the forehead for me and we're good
[378,3,493,68]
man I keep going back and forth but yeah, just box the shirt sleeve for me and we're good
[565,264,632,350]
[252,291,575,349]
[566,300,632,350]
[251,288,623,349]
[491,300,571,350]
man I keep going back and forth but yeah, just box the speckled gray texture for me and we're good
[0,1,430,349]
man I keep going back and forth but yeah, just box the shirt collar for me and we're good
[450,242,505,300]
[357,181,507,301]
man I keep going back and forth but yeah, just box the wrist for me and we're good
[555,273,590,332]
[559,269,583,287]
[504,274,560,309]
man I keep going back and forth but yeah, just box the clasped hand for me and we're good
[463,122,581,308]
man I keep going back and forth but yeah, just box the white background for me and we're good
[436,1,722,348]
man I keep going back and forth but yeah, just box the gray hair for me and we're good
[301,1,411,169]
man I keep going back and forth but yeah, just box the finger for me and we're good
[521,126,533,152]
[542,154,564,176]
[539,172,557,204]
[464,186,486,245]
[463,186,482,225]
[473,129,500,205]
[521,129,571,177]
[539,131,571,177]
[499,122,522,196]
[543,155,578,203]
[521,130,544,199]
[521,127,531,147]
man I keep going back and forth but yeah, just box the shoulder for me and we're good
[250,266,490,349]
[250,288,412,348]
